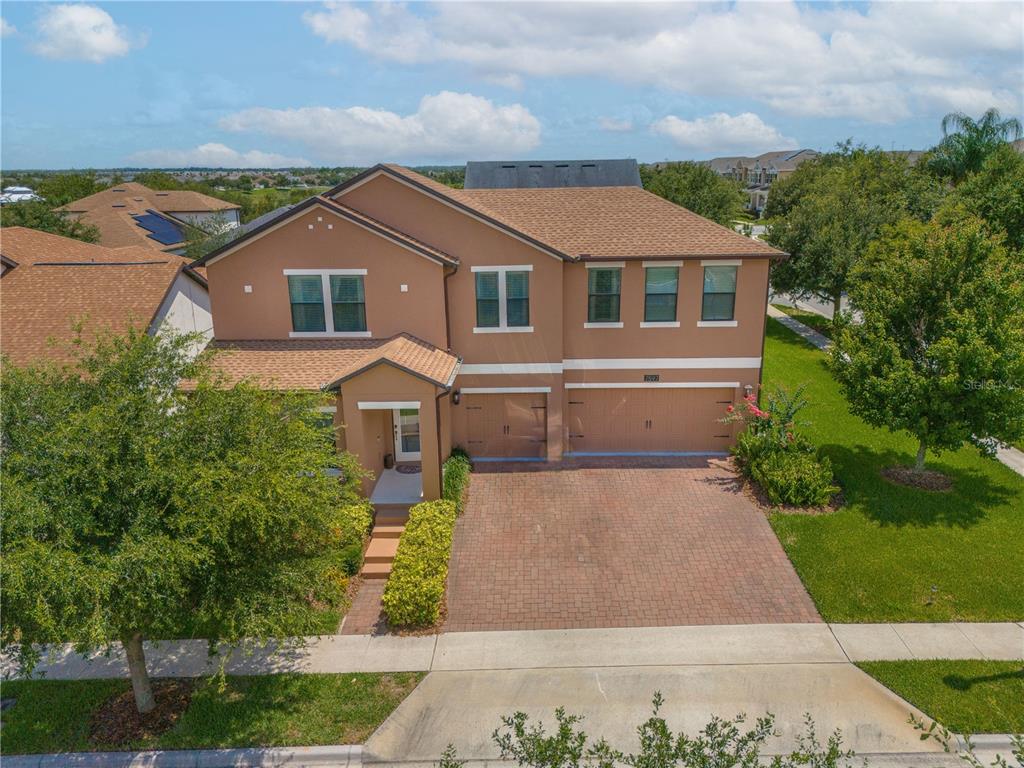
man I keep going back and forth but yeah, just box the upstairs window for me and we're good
[288,275,326,332]
[330,274,366,332]
[285,269,369,336]
[644,266,679,323]
[702,265,738,321]
[473,266,532,332]
[587,267,621,323]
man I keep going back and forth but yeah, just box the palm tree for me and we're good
[929,108,1023,183]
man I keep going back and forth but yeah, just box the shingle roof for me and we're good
[202,334,459,391]
[459,186,784,258]
[59,182,238,252]
[0,227,197,366]
[465,159,641,189]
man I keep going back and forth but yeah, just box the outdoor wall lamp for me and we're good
[452,389,461,405]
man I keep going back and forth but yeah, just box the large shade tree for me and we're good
[831,215,1024,471]
[1,327,367,713]
[765,145,943,324]
[641,162,747,226]
[943,143,1024,254]
[928,108,1023,184]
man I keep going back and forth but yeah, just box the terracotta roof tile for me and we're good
[202,333,459,391]
[0,227,192,366]
[460,186,784,259]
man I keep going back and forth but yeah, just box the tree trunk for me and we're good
[122,633,156,714]
[914,441,928,472]
[831,292,843,328]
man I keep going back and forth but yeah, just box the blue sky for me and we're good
[2,1,1021,169]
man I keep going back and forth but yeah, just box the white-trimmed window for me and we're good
[472,265,533,333]
[586,265,623,326]
[644,265,679,323]
[701,264,738,323]
[285,269,369,337]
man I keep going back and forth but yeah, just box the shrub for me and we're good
[750,450,839,507]
[442,448,473,515]
[337,499,373,546]
[381,499,458,627]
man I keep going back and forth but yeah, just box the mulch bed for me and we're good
[881,466,953,492]
[90,679,194,748]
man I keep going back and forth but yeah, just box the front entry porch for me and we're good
[370,466,424,505]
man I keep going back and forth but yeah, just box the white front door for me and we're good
[393,408,422,462]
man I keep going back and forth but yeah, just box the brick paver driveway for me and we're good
[444,457,820,631]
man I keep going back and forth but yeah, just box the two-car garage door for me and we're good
[567,387,735,454]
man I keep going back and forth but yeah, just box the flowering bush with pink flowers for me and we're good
[723,385,838,507]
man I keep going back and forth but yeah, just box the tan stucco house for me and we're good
[194,164,784,505]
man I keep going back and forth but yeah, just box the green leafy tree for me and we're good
[641,162,747,226]
[0,201,101,242]
[35,172,102,206]
[928,108,1023,184]
[831,215,1024,471]
[765,145,943,324]
[1,327,368,713]
[943,143,1024,253]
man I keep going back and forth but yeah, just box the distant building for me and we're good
[59,182,241,253]
[702,149,819,217]
[0,186,43,205]
[0,226,211,366]
[465,159,642,189]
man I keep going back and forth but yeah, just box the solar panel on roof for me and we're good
[132,209,185,246]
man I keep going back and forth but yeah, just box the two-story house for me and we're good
[194,164,784,505]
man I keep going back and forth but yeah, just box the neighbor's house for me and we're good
[193,164,784,504]
[0,227,211,366]
[59,182,240,254]
[703,149,819,216]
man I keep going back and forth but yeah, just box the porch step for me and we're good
[373,503,412,522]
[364,536,400,564]
[372,524,405,539]
[361,561,392,579]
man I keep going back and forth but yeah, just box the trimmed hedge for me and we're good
[381,499,458,627]
[442,448,472,515]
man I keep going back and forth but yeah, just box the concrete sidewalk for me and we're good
[6,622,1020,680]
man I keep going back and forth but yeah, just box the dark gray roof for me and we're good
[465,159,641,189]
[237,204,297,235]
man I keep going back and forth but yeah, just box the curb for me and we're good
[955,733,1020,755]
[1,745,362,768]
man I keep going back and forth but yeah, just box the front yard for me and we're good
[764,318,1024,622]
[0,672,423,755]
[859,661,1024,734]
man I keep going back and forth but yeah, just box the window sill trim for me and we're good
[584,322,624,329]
[640,321,680,328]
[473,326,534,334]
[289,331,373,338]
[697,321,738,328]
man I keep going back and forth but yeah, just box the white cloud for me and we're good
[127,143,311,169]
[301,1,1023,124]
[219,91,541,164]
[31,4,142,63]
[652,112,797,154]
[598,117,634,133]
[1,17,16,37]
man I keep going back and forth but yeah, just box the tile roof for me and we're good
[59,182,238,252]
[459,186,784,259]
[0,227,196,366]
[202,333,459,391]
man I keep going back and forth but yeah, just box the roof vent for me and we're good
[501,164,516,169]
[581,163,597,168]
[555,163,569,168]
[112,188,126,192]
[155,192,169,196]
[112,203,126,208]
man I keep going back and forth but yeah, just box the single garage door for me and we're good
[567,387,734,454]
[464,393,547,459]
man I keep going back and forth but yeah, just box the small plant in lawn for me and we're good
[723,385,838,508]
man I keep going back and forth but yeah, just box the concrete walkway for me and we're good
[765,307,1024,478]
[6,622,1020,680]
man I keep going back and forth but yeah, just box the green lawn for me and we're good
[764,318,1024,622]
[771,304,835,338]
[1,672,423,754]
[859,661,1024,734]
